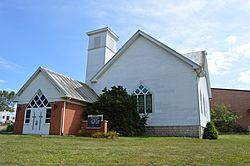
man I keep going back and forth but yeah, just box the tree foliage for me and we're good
[211,104,241,132]
[85,86,147,136]
[0,90,15,112]
[203,121,218,139]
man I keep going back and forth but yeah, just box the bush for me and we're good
[85,86,147,136]
[107,131,119,139]
[203,121,218,139]
[76,129,92,137]
[92,131,119,139]
[211,104,240,132]
[6,124,14,132]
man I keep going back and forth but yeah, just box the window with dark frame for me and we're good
[146,94,152,113]
[25,110,31,123]
[138,95,145,113]
[45,109,51,123]
[27,90,50,108]
[134,85,152,114]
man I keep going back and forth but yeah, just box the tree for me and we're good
[203,121,218,139]
[85,86,147,136]
[0,90,15,112]
[211,104,240,132]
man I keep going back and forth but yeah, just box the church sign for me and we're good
[87,115,103,128]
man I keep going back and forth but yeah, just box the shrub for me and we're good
[6,124,14,132]
[92,131,119,139]
[76,129,92,137]
[92,132,107,138]
[211,104,240,132]
[107,131,119,139]
[203,121,218,139]
[85,86,147,136]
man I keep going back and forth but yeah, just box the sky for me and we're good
[1,0,250,92]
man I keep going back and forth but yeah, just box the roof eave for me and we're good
[13,67,43,101]
[86,27,119,40]
[62,95,94,104]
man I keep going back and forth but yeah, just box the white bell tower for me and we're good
[85,27,119,84]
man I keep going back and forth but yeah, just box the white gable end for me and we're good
[15,72,63,104]
[89,35,200,126]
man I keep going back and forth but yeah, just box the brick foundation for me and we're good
[145,125,204,138]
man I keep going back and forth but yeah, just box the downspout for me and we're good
[61,101,66,135]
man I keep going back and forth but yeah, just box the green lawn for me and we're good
[0,134,249,166]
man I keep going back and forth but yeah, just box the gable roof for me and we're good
[90,30,201,83]
[15,67,98,103]
[183,51,205,66]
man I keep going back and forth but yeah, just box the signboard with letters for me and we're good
[87,115,103,128]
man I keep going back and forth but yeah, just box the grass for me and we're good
[0,134,250,165]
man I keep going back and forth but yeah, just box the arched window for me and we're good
[133,85,152,114]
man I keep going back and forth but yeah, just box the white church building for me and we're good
[14,27,211,137]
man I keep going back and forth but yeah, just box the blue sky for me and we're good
[1,0,250,92]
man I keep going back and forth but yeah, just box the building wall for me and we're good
[197,77,211,127]
[14,72,64,104]
[89,36,200,127]
[0,110,16,123]
[14,104,26,134]
[49,101,87,135]
[210,88,250,129]
[14,101,87,135]
[63,102,87,135]
[49,101,63,135]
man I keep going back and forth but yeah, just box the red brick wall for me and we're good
[49,101,63,135]
[14,104,27,134]
[210,88,250,129]
[63,102,87,135]
[14,101,87,135]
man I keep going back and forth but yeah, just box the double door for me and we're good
[23,108,50,135]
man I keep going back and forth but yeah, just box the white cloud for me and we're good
[0,80,6,84]
[232,42,250,57]
[238,70,250,84]
[207,51,236,75]
[203,35,213,40]
[0,57,24,73]
[226,35,237,45]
